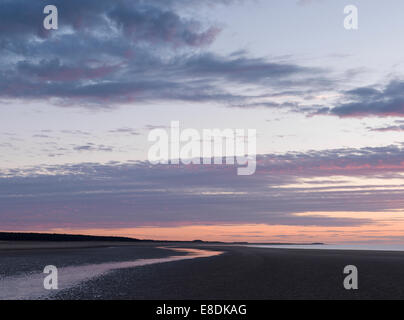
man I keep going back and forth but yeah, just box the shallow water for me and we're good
[0,247,222,300]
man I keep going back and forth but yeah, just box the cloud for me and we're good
[0,0,331,108]
[256,145,404,176]
[61,130,91,136]
[17,59,119,82]
[319,80,404,118]
[369,120,404,132]
[0,0,222,45]
[108,128,140,136]
[32,134,51,139]
[0,145,403,230]
[73,143,114,152]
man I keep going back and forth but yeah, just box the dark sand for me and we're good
[2,243,404,299]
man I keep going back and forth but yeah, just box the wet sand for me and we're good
[0,242,186,279]
[0,246,221,300]
[2,243,404,300]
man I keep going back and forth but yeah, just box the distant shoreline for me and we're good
[0,232,324,246]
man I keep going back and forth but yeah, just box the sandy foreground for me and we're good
[1,243,404,299]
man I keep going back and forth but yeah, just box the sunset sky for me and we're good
[1,0,404,243]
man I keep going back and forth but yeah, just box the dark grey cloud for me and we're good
[318,80,404,118]
[0,0,331,108]
[0,0,222,44]
[180,53,314,83]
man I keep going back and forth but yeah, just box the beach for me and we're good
[1,243,404,300]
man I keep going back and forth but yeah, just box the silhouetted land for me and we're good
[0,232,323,245]
[0,232,141,242]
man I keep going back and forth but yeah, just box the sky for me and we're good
[0,0,404,243]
